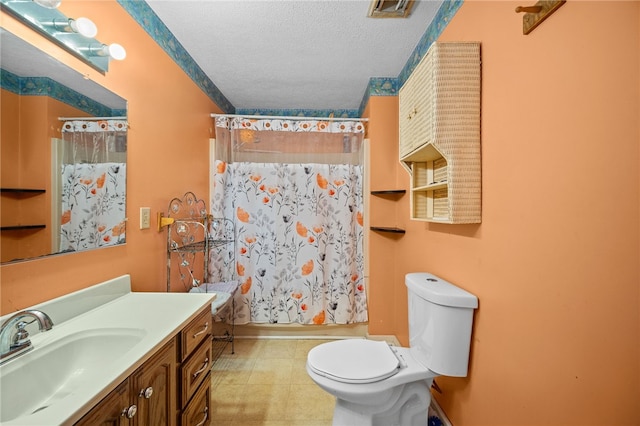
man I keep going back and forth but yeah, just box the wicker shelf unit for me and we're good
[399,42,481,224]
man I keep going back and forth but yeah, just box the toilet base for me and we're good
[331,379,433,426]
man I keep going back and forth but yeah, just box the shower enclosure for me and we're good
[210,115,368,325]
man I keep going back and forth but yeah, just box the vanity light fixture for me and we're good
[83,43,127,60]
[1,0,125,72]
[32,0,60,9]
[44,17,98,38]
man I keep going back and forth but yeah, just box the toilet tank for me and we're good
[406,273,478,377]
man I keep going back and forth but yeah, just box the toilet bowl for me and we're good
[306,339,437,426]
[306,273,478,426]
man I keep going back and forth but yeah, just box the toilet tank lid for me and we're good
[406,273,478,309]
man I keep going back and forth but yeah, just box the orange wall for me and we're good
[1,0,222,312]
[364,96,405,337]
[368,1,639,424]
[2,1,638,423]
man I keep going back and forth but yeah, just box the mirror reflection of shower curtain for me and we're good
[58,120,127,252]
[211,116,368,325]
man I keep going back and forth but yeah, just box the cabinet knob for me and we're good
[139,386,154,399]
[121,404,137,419]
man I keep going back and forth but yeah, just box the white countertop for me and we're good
[0,276,216,425]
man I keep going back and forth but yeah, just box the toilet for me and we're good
[306,272,478,426]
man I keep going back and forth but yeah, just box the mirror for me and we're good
[0,27,127,264]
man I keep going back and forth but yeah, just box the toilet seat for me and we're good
[307,340,401,384]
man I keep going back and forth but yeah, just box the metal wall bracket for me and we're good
[516,0,566,35]
[157,212,175,232]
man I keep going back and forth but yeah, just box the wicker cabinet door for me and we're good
[399,49,433,159]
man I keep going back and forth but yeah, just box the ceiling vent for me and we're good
[367,0,414,18]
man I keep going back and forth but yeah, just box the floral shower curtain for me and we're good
[210,116,367,325]
[59,119,127,252]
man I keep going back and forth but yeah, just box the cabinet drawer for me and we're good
[180,308,210,361]
[180,373,211,426]
[180,339,212,408]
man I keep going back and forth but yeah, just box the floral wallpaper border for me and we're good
[397,0,464,86]
[0,69,124,117]
[235,108,360,119]
[118,1,461,118]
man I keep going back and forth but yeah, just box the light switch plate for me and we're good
[140,207,151,229]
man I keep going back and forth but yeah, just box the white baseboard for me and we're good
[225,324,400,346]
[229,323,368,339]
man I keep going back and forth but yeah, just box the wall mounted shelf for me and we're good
[370,190,406,233]
[370,190,406,196]
[1,188,46,194]
[1,189,48,232]
[1,225,46,231]
[370,226,405,234]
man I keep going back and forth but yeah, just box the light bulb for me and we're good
[85,43,127,61]
[48,18,97,38]
[69,17,98,38]
[33,0,61,8]
[106,43,126,61]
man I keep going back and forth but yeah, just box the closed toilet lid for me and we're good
[307,340,400,384]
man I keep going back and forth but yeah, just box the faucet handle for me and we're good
[11,321,31,349]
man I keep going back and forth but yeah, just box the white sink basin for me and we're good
[0,327,145,423]
[0,276,216,425]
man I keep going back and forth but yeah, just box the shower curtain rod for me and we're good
[58,116,127,121]
[211,113,368,122]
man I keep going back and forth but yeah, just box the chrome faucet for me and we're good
[0,310,53,365]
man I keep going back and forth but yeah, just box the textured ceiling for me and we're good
[146,0,443,111]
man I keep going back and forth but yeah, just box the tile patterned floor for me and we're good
[210,339,336,426]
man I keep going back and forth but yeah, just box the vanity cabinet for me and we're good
[132,339,177,425]
[75,338,176,426]
[74,380,131,426]
[399,42,481,224]
[178,307,212,426]
[75,305,212,426]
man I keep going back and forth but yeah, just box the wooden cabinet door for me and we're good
[74,381,131,426]
[132,339,177,426]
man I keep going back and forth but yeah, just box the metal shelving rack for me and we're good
[163,192,238,354]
